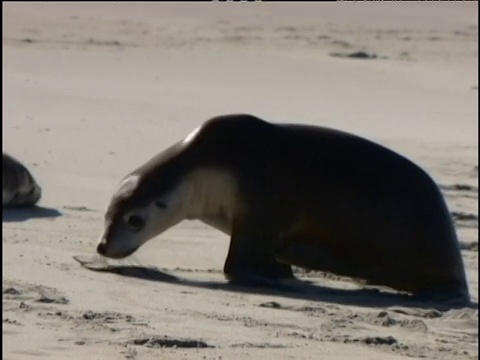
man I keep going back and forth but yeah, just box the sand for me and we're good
[2,3,478,360]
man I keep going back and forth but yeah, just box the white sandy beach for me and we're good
[2,3,478,359]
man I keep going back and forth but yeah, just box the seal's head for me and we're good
[96,122,242,259]
[97,165,238,259]
[96,172,192,259]
[3,153,42,207]
[2,180,42,207]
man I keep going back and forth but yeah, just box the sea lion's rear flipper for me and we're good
[411,284,471,306]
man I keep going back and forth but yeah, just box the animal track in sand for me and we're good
[254,299,456,359]
[318,309,429,333]
[258,301,331,317]
[3,279,150,343]
[256,300,477,359]
[3,282,70,307]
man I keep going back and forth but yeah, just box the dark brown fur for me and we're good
[99,114,469,301]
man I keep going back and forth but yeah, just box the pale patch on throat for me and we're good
[175,168,241,235]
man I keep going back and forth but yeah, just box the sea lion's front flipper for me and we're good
[223,220,293,286]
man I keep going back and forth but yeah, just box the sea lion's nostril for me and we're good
[97,240,107,255]
[126,215,145,231]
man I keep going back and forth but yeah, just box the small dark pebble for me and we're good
[83,310,99,320]
[19,302,29,309]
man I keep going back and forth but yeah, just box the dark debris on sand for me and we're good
[129,336,213,349]
[330,51,378,59]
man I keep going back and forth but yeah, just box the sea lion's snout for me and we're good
[96,236,140,259]
[96,238,108,256]
[96,219,143,259]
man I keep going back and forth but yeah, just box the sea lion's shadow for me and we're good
[89,265,477,311]
[2,206,63,222]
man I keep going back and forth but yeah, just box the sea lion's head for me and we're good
[96,164,239,259]
[3,181,42,207]
[3,154,42,207]
[97,172,191,259]
[96,122,241,259]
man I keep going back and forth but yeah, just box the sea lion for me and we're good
[3,153,42,207]
[96,114,469,301]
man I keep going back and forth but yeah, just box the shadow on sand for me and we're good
[73,257,477,312]
[2,206,63,222]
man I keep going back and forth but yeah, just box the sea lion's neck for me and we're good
[182,168,239,235]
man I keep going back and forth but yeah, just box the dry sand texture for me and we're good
[2,3,478,360]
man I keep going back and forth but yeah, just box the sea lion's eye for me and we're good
[155,201,167,209]
[126,215,145,231]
